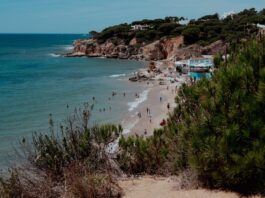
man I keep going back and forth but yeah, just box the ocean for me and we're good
[0,34,146,166]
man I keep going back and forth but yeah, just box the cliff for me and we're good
[66,36,227,61]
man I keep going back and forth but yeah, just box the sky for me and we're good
[0,0,264,34]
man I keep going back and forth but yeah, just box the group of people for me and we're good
[92,90,142,113]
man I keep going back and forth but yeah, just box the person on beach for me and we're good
[160,96,162,102]
[160,119,166,126]
[123,92,126,97]
[146,107,150,115]
[167,103,170,110]
[144,129,147,135]
[138,112,141,118]
[92,96,95,101]
[90,104,94,111]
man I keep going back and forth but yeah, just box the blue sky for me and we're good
[0,0,264,33]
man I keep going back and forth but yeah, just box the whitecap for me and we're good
[109,74,126,78]
[48,53,60,57]
[64,45,74,51]
[127,89,150,112]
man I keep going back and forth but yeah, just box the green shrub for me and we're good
[174,38,265,195]
[0,108,123,197]
[117,37,265,196]
[182,26,200,45]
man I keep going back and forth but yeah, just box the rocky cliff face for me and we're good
[67,36,227,61]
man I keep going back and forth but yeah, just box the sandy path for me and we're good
[119,176,241,198]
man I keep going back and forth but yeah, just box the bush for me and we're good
[117,38,265,196]
[0,108,123,197]
[182,26,200,45]
[64,163,122,198]
[118,129,172,175]
[175,38,265,195]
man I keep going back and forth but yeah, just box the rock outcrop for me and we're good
[66,36,227,61]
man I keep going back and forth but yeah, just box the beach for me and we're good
[121,61,189,137]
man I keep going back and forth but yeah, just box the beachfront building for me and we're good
[131,24,150,31]
[188,57,214,72]
[175,57,214,72]
[175,57,214,80]
[187,57,214,80]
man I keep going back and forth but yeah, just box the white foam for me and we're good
[122,119,139,134]
[48,53,60,57]
[127,89,150,112]
[64,45,74,51]
[109,73,126,78]
[62,45,74,51]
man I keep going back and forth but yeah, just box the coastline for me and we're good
[121,61,189,137]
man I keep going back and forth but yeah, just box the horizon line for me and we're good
[0,32,87,35]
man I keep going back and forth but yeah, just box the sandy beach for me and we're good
[121,61,189,137]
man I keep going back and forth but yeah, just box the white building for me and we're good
[131,24,150,31]
[175,57,214,73]
[178,19,190,25]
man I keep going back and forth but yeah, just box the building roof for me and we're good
[188,58,214,68]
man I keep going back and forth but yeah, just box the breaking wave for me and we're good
[109,73,126,78]
[48,53,60,57]
[127,89,150,112]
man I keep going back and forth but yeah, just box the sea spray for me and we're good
[63,45,74,51]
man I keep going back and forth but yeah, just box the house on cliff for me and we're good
[131,24,150,31]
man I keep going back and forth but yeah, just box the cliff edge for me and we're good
[66,36,227,61]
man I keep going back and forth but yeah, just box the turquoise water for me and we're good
[0,34,145,165]
[188,72,212,80]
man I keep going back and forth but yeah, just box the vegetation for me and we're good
[0,109,123,197]
[1,9,265,197]
[118,37,265,196]
[89,8,265,46]
[1,37,265,197]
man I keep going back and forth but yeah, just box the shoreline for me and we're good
[121,61,189,137]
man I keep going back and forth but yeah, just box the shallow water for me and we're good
[0,34,146,166]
